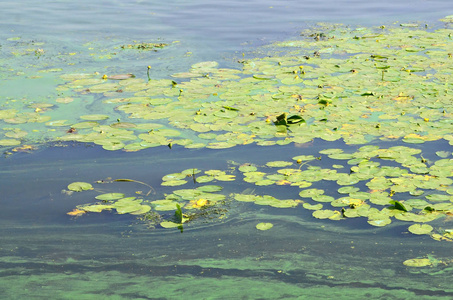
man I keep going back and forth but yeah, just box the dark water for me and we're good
[2,1,453,299]
[2,141,453,298]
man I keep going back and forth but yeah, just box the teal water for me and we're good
[3,141,453,299]
[2,1,453,299]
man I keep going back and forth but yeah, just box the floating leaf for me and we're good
[337,186,360,194]
[196,185,223,193]
[152,200,180,211]
[256,222,273,230]
[403,258,432,267]
[67,182,93,192]
[408,224,433,235]
[160,221,182,228]
[67,209,86,216]
[239,165,258,172]
[266,161,293,168]
[312,209,338,220]
[425,194,450,202]
[312,195,335,203]
[215,174,236,181]
[299,189,324,198]
[255,179,275,186]
[292,155,316,162]
[303,203,323,210]
[0,139,21,146]
[129,205,151,215]
[161,180,187,186]
[367,218,391,227]
[95,193,125,201]
[436,151,451,158]
[195,175,214,183]
[80,114,110,121]
[81,204,113,213]
[234,194,257,202]
[162,173,186,181]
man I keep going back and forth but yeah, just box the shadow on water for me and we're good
[1,140,453,298]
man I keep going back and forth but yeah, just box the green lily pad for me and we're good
[234,194,257,202]
[239,165,258,172]
[152,200,180,211]
[195,175,214,183]
[312,209,339,219]
[303,203,323,210]
[129,205,152,215]
[4,129,28,138]
[215,174,236,181]
[311,195,335,203]
[162,173,186,181]
[403,258,432,267]
[408,224,434,235]
[114,199,144,214]
[266,161,293,167]
[160,221,182,228]
[71,121,99,129]
[367,218,392,227]
[292,155,316,161]
[95,193,125,201]
[255,179,275,186]
[436,151,451,158]
[256,222,273,230]
[81,204,113,213]
[299,188,325,198]
[196,185,223,193]
[425,194,451,202]
[161,180,188,186]
[67,182,93,192]
[0,139,21,146]
[172,189,202,200]
[80,114,110,121]
[45,120,69,127]
[337,186,360,194]
[269,199,298,208]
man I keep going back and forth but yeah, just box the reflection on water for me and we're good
[1,142,453,298]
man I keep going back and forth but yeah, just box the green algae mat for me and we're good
[3,17,453,298]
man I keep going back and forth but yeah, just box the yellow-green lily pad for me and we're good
[408,224,433,235]
[256,222,273,230]
[67,182,93,192]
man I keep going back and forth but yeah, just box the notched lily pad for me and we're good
[256,222,273,230]
[67,182,93,192]
[408,224,433,235]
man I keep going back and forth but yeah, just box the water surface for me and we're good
[2,1,453,299]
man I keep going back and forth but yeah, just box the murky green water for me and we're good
[3,142,453,299]
[2,1,453,299]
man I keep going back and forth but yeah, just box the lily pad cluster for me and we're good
[52,23,453,149]
[67,143,453,241]
[2,21,453,151]
[228,144,453,241]
[66,172,229,229]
